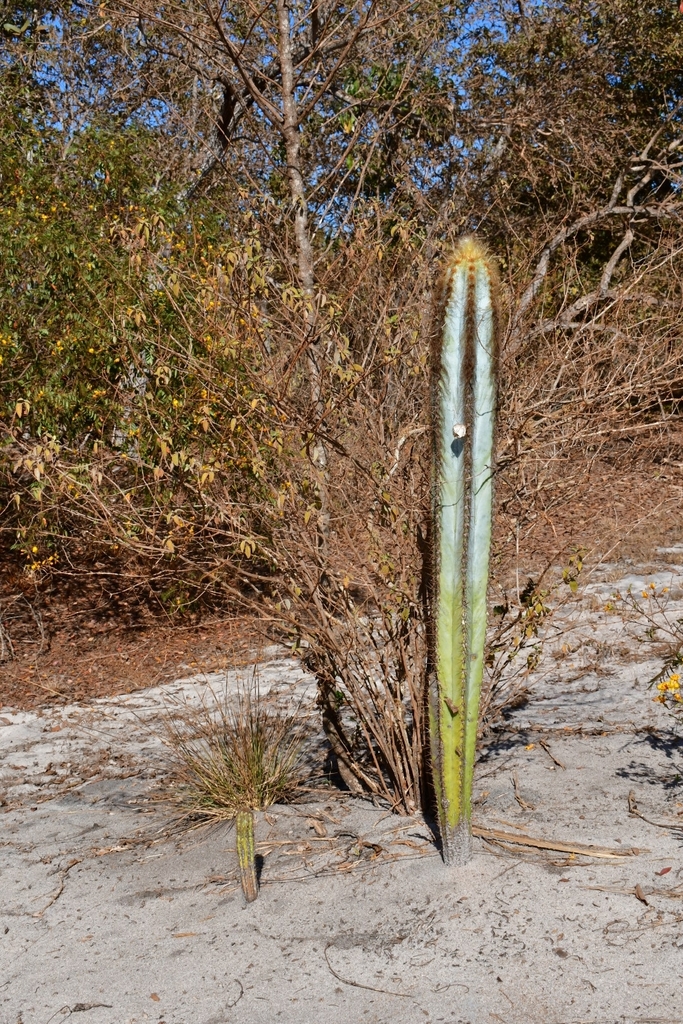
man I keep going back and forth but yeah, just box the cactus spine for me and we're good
[430,238,498,864]
[236,809,258,902]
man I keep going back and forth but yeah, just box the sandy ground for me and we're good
[2,561,683,1024]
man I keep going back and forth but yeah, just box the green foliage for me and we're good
[562,549,586,595]
[0,76,293,591]
[0,92,163,440]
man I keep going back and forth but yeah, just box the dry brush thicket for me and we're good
[2,1,683,808]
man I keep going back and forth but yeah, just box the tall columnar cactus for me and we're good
[430,237,498,864]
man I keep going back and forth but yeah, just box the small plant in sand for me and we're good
[609,581,683,722]
[165,682,308,902]
[429,238,499,865]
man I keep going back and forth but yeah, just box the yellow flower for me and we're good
[31,545,38,553]
[656,674,680,692]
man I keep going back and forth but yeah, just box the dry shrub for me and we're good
[272,533,553,815]
[163,680,311,823]
[254,239,550,815]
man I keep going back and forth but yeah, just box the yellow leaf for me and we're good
[239,538,254,558]
[164,538,175,552]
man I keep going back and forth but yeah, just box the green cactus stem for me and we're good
[236,809,258,902]
[430,237,498,865]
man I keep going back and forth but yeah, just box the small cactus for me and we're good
[429,237,498,864]
[236,809,258,902]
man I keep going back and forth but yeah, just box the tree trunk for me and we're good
[276,0,329,540]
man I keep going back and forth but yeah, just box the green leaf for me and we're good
[3,20,31,36]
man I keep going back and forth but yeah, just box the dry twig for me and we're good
[473,826,637,859]
[539,739,566,770]
[32,858,82,917]
[511,771,535,810]
[323,943,412,998]
[628,790,683,832]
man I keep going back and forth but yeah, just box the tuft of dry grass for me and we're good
[163,680,310,823]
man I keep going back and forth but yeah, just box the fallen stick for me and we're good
[473,825,639,859]
[324,943,411,998]
[628,789,683,832]
[512,771,535,811]
[32,858,82,917]
[539,739,567,770]
[584,884,683,900]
